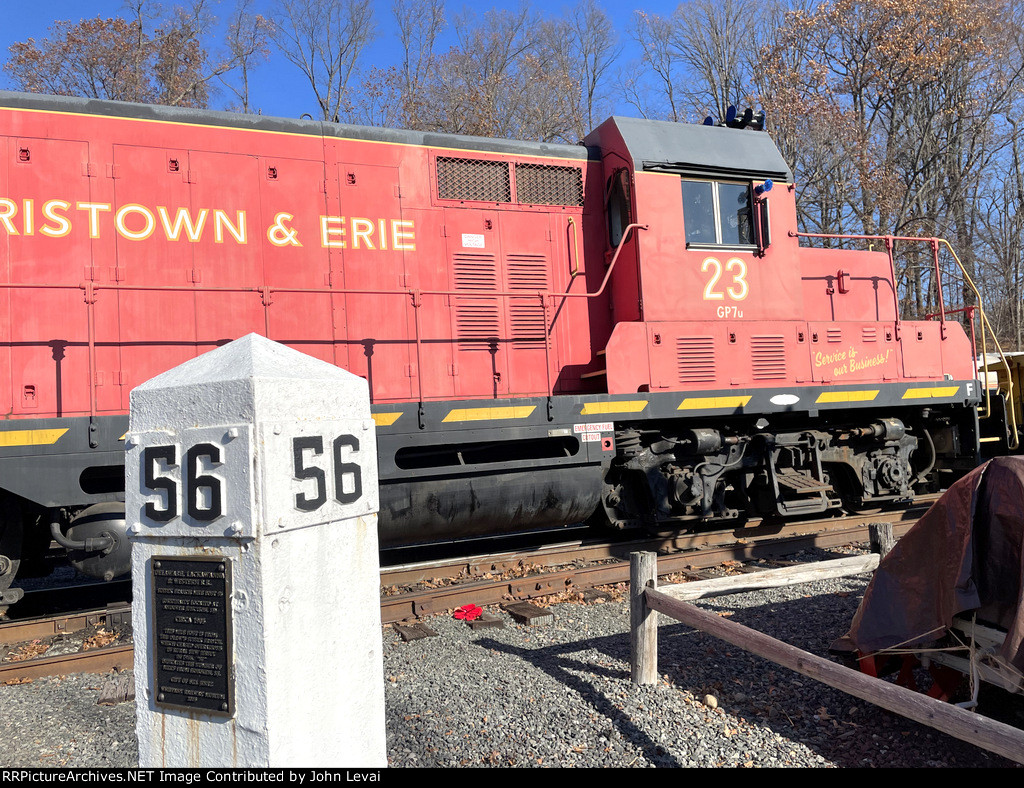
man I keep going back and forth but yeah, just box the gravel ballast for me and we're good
[1,548,1020,768]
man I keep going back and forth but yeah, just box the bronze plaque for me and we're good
[151,555,233,716]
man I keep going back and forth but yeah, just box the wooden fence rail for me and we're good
[628,550,1024,765]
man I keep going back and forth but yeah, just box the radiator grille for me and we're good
[515,163,584,206]
[437,157,511,203]
[677,337,716,383]
[751,335,787,380]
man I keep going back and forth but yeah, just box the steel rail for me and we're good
[0,643,132,683]
[380,498,935,587]
[0,603,130,645]
[378,503,933,622]
[1,502,935,680]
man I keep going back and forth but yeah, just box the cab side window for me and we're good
[607,169,632,247]
[717,182,753,245]
[681,181,716,244]
[682,179,753,247]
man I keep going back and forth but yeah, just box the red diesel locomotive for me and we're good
[0,92,981,611]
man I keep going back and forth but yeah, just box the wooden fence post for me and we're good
[630,551,658,685]
[869,521,896,558]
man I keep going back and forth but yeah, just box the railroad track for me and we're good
[379,501,933,621]
[0,502,933,682]
[0,602,133,683]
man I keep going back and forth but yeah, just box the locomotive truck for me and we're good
[0,91,984,613]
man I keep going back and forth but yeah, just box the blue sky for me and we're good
[1,1,680,122]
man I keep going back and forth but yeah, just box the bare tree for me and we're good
[550,0,620,139]
[394,0,446,127]
[149,2,215,107]
[350,0,619,141]
[626,0,769,124]
[349,0,445,128]
[271,0,376,121]
[753,0,873,242]
[219,0,273,113]
[5,0,270,109]
[758,0,1024,326]
[6,15,153,102]
[669,0,761,122]
[413,4,578,142]
[977,156,1024,348]
[626,11,686,121]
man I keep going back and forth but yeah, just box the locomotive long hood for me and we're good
[0,89,597,164]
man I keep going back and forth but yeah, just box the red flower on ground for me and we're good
[454,604,483,621]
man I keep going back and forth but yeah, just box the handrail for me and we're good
[937,239,1018,449]
[567,217,580,279]
[0,223,649,419]
[790,230,904,334]
[790,230,1017,448]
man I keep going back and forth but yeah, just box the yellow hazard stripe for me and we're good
[816,390,879,404]
[580,401,648,415]
[442,406,536,422]
[677,396,751,410]
[0,428,68,447]
[371,412,402,427]
[902,386,960,400]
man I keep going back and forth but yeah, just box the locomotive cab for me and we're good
[584,115,796,394]
[581,113,979,529]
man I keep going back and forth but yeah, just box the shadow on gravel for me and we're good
[474,633,682,767]
[479,583,1020,768]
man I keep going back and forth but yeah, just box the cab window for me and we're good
[682,179,753,247]
[607,169,632,247]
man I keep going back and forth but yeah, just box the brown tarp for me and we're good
[835,456,1024,671]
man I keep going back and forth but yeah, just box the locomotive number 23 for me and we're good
[701,257,749,301]
[291,434,362,512]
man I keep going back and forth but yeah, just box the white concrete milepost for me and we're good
[125,334,386,768]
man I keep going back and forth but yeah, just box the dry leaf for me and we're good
[82,629,118,651]
[9,640,50,662]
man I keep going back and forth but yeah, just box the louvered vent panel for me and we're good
[677,337,716,383]
[827,327,842,343]
[506,254,549,348]
[862,326,878,342]
[751,335,787,380]
[515,163,584,206]
[453,253,500,350]
[437,157,511,202]
[453,253,498,290]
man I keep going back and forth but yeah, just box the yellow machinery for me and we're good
[978,352,1024,455]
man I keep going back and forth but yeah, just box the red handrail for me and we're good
[0,223,649,415]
